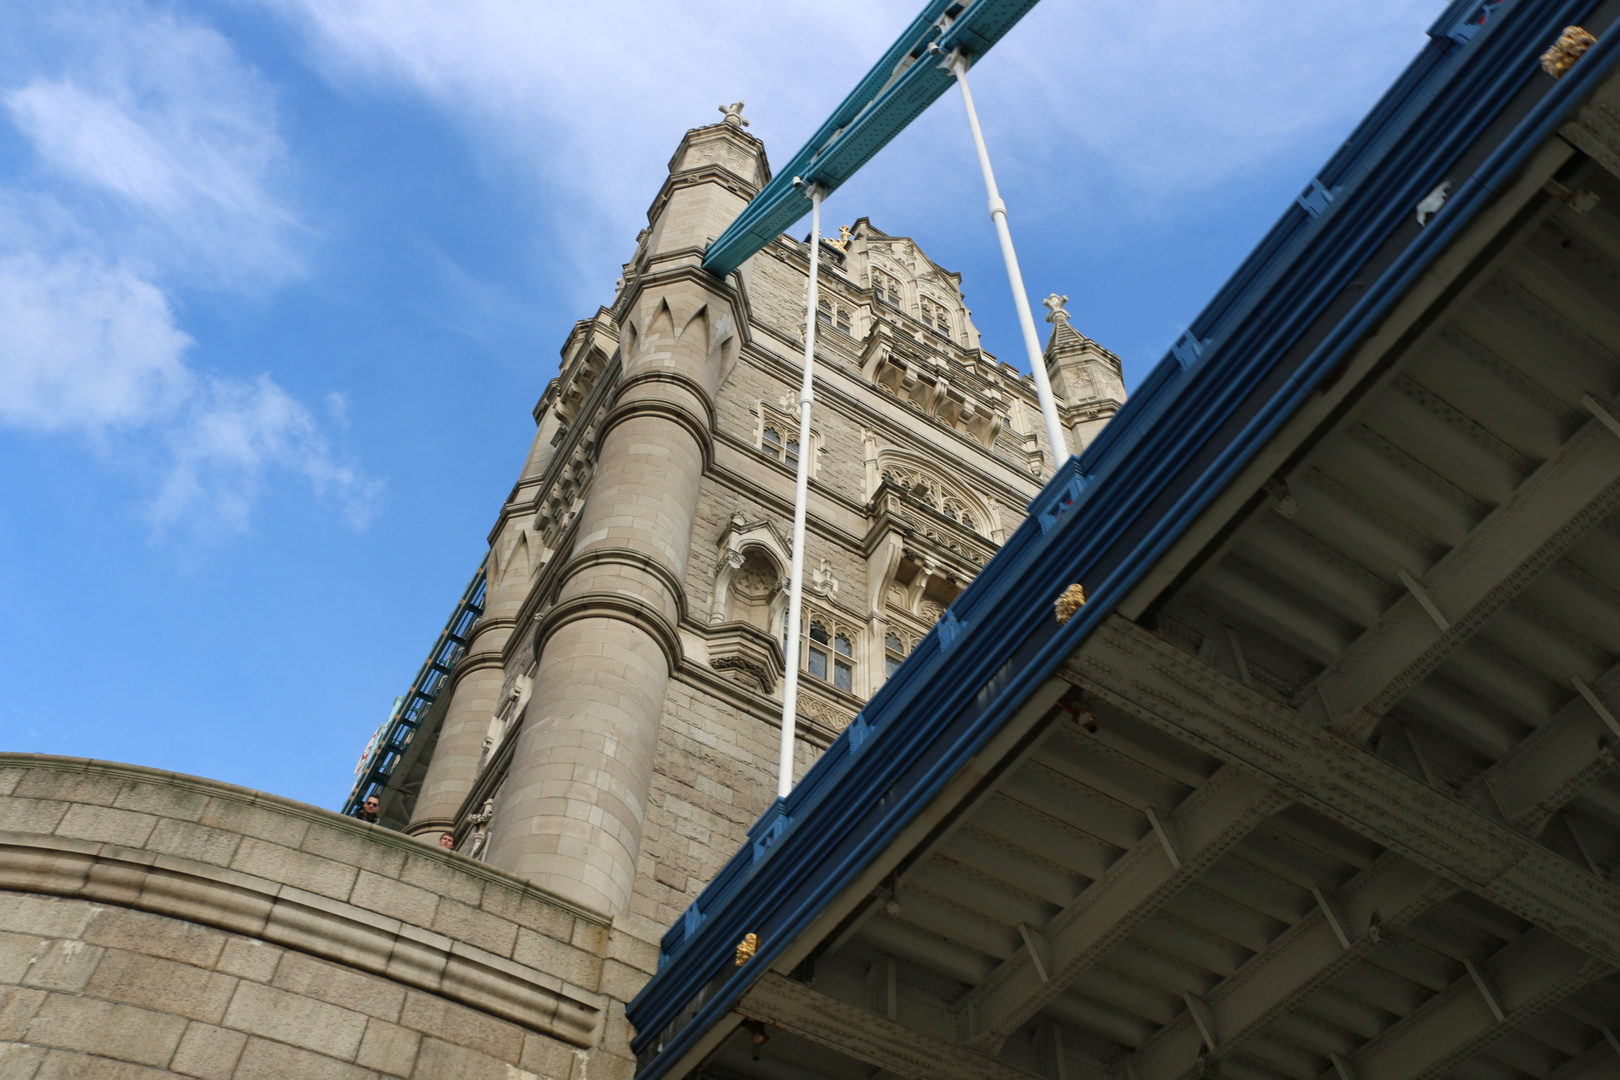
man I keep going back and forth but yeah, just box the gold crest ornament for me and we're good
[1054,584,1087,625]
[1541,27,1596,78]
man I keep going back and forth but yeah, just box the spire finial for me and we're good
[719,101,749,128]
[1042,294,1071,324]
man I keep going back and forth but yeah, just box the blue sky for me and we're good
[0,0,1438,810]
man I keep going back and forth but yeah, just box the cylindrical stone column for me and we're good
[404,596,514,838]
[483,290,722,915]
[406,403,564,837]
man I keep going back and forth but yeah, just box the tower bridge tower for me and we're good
[391,109,1127,936]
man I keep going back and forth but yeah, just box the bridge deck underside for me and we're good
[688,140,1620,1080]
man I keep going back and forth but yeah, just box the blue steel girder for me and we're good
[699,0,1041,279]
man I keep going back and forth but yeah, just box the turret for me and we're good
[1042,294,1126,453]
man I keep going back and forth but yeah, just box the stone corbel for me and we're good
[860,331,894,381]
[905,556,941,615]
[867,532,906,616]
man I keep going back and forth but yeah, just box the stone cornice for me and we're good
[601,398,715,472]
[0,754,609,925]
[533,590,685,677]
[0,828,603,1047]
[615,369,717,431]
[449,639,513,692]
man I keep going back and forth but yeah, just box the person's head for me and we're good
[362,796,380,818]
[439,833,456,850]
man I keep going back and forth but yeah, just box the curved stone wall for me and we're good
[0,755,650,1080]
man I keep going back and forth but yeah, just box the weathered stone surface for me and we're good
[0,757,611,1078]
[21,939,104,994]
[86,949,237,1024]
[169,1021,248,1080]
[26,994,188,1066]
[355,1017,421,1077]
[231,1036,377,1080]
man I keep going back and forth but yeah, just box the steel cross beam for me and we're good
[1332,929,1609,1080]
[737,971,1040,1080]
[1314,414,1620,740]
[1067,617,1620,967]
[700,0,1041,279]
[1129,854,1456,1080]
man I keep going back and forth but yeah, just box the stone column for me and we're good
[477,115,765,913]
[484,280,732,914]
[406,392,565,837]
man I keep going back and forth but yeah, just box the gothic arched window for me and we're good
[836,307,851,334]
[761,425,799,467]
[873,271,901,307]
[885,632,907,678]
[942,499,978,534]
[816,299,832,328]
[807,621,830,681]
[803,619,854,692]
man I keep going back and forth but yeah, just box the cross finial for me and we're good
[1043,294,1071,323]
[719,101,749,128]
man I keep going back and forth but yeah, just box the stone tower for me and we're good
[0,109,1130,1080]
[402,108,1127,943]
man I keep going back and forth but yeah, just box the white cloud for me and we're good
[264,0,1432,293]
[153,375,384,536]
[2,1,301,288]
[976,0,1432,208]
[0,0,376,537]
[261,0,908,293]
[0,250,191,432]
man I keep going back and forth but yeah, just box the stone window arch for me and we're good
[835,307,851,334]
[940,498,978,535]
[816,299,832,328]
[876,454,992,535]
[873,270,902,306]
[884,631,910,678]
[760,404,820,477]
[726,547,786,631]
[787,613,856,694]
[761,424,799,467]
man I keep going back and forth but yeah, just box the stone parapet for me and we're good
[0,754,654,1080]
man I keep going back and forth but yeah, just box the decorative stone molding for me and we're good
[533,589,686,676]
[712,512,793,627]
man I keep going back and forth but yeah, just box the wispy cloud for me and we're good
[264,0,1432,294]
[3,0,302,287]
[0,0,376,538]
[0,250,191,433]
[153,375,384,536]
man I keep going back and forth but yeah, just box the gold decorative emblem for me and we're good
[824,225,853,253]
[735,932,758,966]
[1541,26,1596,78]
[1054,584,1087,625]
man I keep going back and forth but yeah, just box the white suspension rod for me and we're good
[947,51,1070,468]
[778,180,823,798]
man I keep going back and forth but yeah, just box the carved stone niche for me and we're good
[709,512,793,693]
